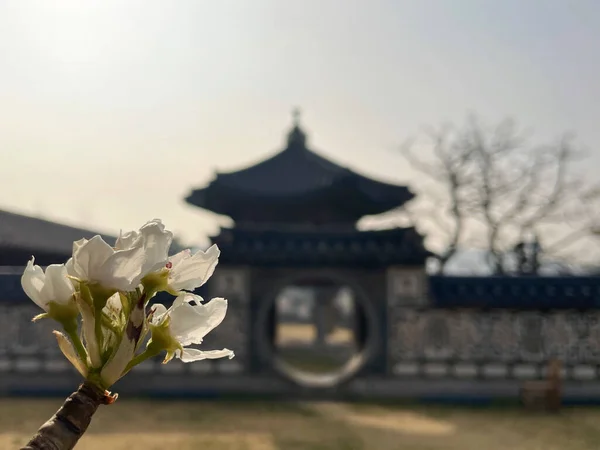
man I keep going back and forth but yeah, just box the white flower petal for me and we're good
[115,230,139,250]
[174,292,196,307]
[150,303,168,325]
[100,244,148,291]
[178,347,234,363]
[66,238,89,280]
[103,293,123,322]
[100,334,136,387]
[168,245,220,292]
[138,219,173,273]
[53,331,87,377]
[168,297,228,346]
[70,221,175,292]
[102,299,146,385]
[41,264,75,306]
[106,293,122,312]
[168,249,191,268]
[72,238,88,255]
[65,257,76,278]
[21,258,48,310]
[73,236,114,281]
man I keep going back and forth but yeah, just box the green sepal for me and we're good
[31,312,49,322]
[121,339,162,376]
[86,283,117,311]
[46,300,79,325]
[62,319,89,368]
[141,269,169,300]
[148,318,183,362]
[119,292,132,323]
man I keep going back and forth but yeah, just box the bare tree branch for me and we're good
[400,125,477,272]
[400,115,596,275]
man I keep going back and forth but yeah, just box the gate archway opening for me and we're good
[262,276,374,388]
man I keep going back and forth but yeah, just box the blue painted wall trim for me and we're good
[3,272,600,309]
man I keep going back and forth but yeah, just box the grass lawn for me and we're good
[3,398,600,449]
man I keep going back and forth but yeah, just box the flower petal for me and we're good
[103,293,123,323]
[149,303,168,325]
[72,238,88,255]
[168,297,228,346]
[168,245,220,292]
[100,244,148,291]
[173,292,196,307]
[65,238,88,280]
[168,249,191,268]
[73,236,114,282]
[178,347,234,363]
[115,230,139,250]
[138,219,173,273]
[21,258,48,311]
[65,257,76,278]
[100,333,136,387]
[41,264,74,306]
[102,298,147,386]
[53,331,87,377]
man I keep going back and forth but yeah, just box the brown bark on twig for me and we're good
[20,381,116,450]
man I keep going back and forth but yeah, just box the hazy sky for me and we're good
[0,0,599,249]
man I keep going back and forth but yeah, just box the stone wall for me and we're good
[1,271,600,402]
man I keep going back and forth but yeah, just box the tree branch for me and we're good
[20,381,116,450]
[400,115,595,274]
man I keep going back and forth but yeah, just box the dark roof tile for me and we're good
[0,209,117,257]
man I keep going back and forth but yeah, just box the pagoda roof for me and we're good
[185,110,414,225]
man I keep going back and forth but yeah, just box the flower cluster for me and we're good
[21,219,233,389]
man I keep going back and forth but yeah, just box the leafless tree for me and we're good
[401,116,599,274]
[401,124,476,270]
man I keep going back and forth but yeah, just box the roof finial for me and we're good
[286,107,306,151]
[292,107,301,127]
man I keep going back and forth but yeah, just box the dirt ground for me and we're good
[4,398,600,449]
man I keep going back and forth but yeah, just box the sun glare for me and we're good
[13,1,129,68]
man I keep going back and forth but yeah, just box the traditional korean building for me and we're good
[184,111,431,385]
[185,111,430,268]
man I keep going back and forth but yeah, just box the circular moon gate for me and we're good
[257,274,378,388]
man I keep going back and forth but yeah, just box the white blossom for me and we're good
[67,220,173,292]
[21,258,75,312]
[115,219,173,274]
[166,244,220,292]
[150,293,233,363]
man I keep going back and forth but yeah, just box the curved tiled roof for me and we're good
[214,134,348,197]
[186,121,413,224]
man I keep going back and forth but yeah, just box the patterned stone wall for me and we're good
[386,266,428,307]
[3,270,600,387]
[0,304,74,374]
[388,308,600,380]
[386,269,600,381]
